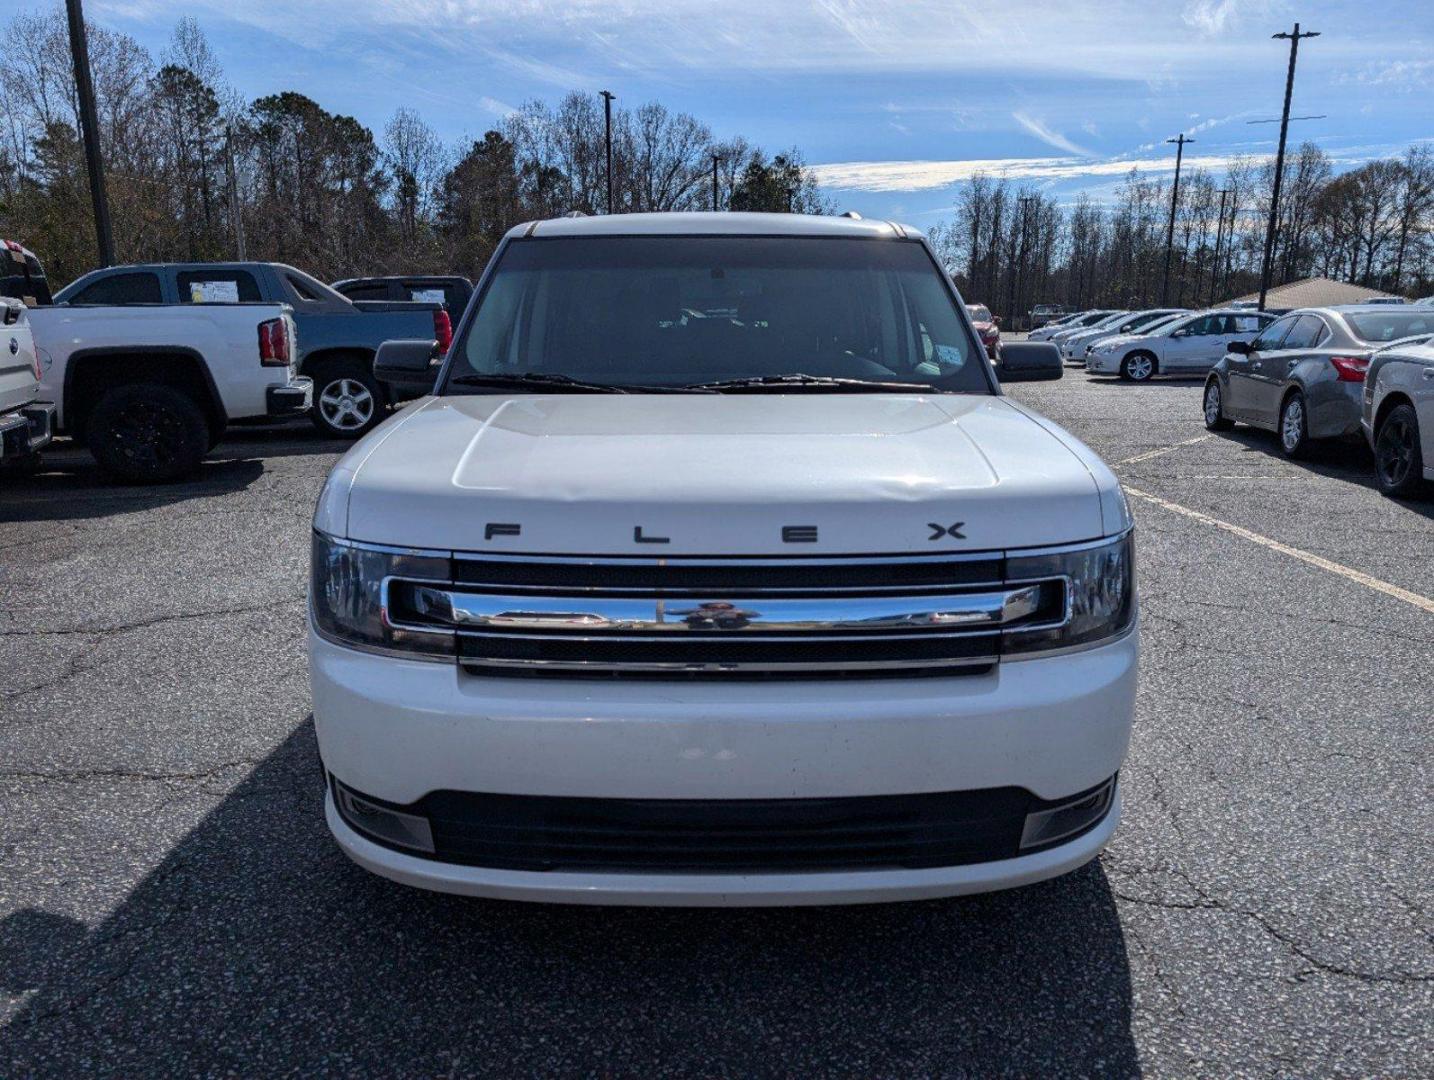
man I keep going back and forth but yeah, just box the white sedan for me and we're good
[1085,309,1277,381]
[1060,308,1189,361]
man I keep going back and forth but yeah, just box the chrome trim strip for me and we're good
[393,584,1048,635]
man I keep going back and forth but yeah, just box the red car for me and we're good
[966,303,1001,359]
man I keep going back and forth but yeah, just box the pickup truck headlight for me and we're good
[310,531,453,659]
[1003,531,1135,656]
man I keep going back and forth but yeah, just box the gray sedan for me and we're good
[1362,335,1434,497]
[1203,305,1434,457]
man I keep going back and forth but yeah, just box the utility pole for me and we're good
[599,90,616,215]
[1209,187,1231,305]
[65,0,113,267]
[1257,22,1319,311]
[1161,133,1193,304]
[711,153,720,212]
[224,125,247,261]
[1016,195,1037,328]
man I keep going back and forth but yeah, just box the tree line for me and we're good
[928,141,1434,319]
[0,10,831,288]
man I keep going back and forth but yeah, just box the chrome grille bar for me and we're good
[398,584,1046,635]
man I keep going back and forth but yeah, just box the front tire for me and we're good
[87,383,209,483]
[311,359,385,439]
[1278,390,1311,458]
[1374,403,1427,498]
[1120,352,1155,382]
[1203,379,1234,431]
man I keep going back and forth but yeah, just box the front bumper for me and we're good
[0,401,54,459]
[266,377,313,417]
[311,625,1137,903]
[326,782,1121,906]
[1085,354,1119,374]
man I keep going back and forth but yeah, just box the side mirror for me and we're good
[1226,340,1252,355]
[997,341,1063,382]
[374,338,440,388]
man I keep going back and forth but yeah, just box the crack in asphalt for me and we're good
[0,598,305,638]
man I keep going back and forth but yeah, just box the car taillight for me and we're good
[1329,355,1368,382]
[258,318,290,367]
[433,309,453,353]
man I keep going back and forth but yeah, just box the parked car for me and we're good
[0,296,55,472]
[30,295,310,481]
[310,211,1135,906]
[1060,308,1188,364]
[1363,336,1434,497]
[55,263,450,438]
[966,303,1001,358]
[1361,296,1408,305]
[332,275,473,314]
[1086,309,1276,381]
[1203,305,1434,457]
[1026,309,1089,338]
[1029,304,1067,329]
[1056,311,1131,358]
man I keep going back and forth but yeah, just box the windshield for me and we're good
[1344,309,1434,343]
[446,236,989,393]
[967,305,993,322]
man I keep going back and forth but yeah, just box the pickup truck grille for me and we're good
[384,552,1070,678]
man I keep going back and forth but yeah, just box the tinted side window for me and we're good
[1251,316,1297,352]
[177,269,260,303]
[1280,315,1326,350]
[70,272,162,305]
[340,281,393,302]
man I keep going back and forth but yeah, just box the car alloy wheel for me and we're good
[1279,392,1307,457]
[1203,380,1232,431]
[1374,403,1425,497]
[318,378,376,432]
[1122,354,1154,382]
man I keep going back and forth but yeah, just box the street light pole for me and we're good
[1162,134,1193,305]
[711,153,720,212]
[599,90,616,215]
[1257,22,1319,311]
[64,0,113,267]
[225,125,247,261]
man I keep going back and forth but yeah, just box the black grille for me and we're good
[333,777,1115,873]
[451,553,1005,597]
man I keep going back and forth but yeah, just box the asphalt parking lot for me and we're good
[2,372,1430,1077]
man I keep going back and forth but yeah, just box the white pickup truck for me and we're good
[31,300,311,481]
[0,297,55,471]
[310,212,1138,906]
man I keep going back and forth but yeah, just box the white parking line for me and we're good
[1115,435,1212,467]
[1123,485,1434,615]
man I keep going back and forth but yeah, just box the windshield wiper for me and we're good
[682,373,937,393]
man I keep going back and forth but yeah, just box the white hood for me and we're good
[322,394,1126,554]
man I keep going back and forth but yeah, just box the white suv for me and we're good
[309,212,1137,906]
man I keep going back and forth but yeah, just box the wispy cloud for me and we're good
[1012,112,1094,157]
[810,153,1246,192]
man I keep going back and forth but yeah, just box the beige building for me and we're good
[1225,276,1400,312]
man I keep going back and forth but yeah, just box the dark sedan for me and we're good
[1203,305,1434,457]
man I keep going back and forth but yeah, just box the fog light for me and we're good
[335,782,435,853]
[1020,778,1114,850]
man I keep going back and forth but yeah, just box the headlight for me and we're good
[1003,531,1135,656]
[310,531,453,659]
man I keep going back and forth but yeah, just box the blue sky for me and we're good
[82,0,1434,222]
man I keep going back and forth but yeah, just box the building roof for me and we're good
[1226,277,1397,310]
[515,211,923,240]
